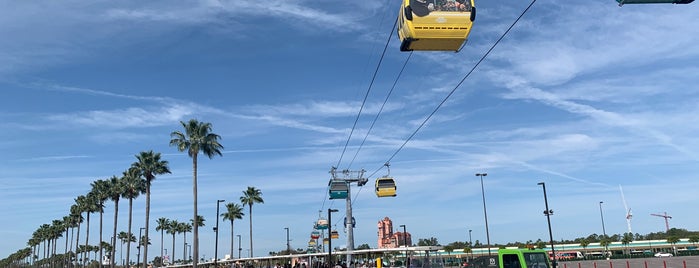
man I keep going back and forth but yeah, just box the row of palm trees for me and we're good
[6,150,171,267]
[3,119,275,268]
[2,119,229,268]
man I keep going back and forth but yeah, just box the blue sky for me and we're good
[1,0,698,263]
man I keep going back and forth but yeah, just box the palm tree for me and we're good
[122,167,146,268]
[118,231,136,266]
[83,193,102,266]
[221,203,244,258]
[131,150,171,267]
[667,236,680,255]
[90,179,110,268]
[240,186,264,257]
[579,239,589,259]
[107,175,124,268]
[180,221,194,261]
[621,233,633,255]
[167,220,180,263]
[170,119,223,268]
[72,196,87,266]
[156,218,170,263]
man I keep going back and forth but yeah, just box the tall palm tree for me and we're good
[167,220,179,263]
[221,203,244,258]
[131,150,171,268]
[83,193,102,267]
[240,187,264,257]
[72,196,87,266]
[68,209,83,266]
[118,231,135,266]
[90,179,110,268]
[107,175,124,268]
[122,167,146,268]
[170,119,223,268]
[156,218,170,263]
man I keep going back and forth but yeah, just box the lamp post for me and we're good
[164,248,168,265]
[468,229,473,260]
[138,227,145,266]
[237,235,242,259]
[599,201,607,255]
[400,224,409,267]
[187,244,192,262]
[284,227,291,254]
[475,173,491,256]
[328,209,339,266]
[538,182,556,268]
[215,199,225,266]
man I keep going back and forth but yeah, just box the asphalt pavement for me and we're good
[556,256,699,268]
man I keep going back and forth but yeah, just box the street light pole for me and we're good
[400,224,409,267]
[468,229,473,260]
[328,209,338,267]
[187,244,192,262]
[237,235,242,259]
[475,173,491,256]
[138,227,145,266]
[599,201,607,255]
[538,182,556,268]
[284,227,291,254]
[215,199,225,266]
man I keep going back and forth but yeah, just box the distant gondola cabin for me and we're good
[375,177,397,197]
[397,0,476,51]
[329,180,349,200]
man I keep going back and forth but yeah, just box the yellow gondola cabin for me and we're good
[397,0,476,52]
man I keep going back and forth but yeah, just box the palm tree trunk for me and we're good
[127,198,133,268]
[84,213,91,266]
[249,205,253,258]
[70,227,74,265]
[75,221,81,267]
[192,154,199,268]
[161,229,164,265]
[171,233,176,263]
[65,228,69,260]
[231,222,235,259]
[99,210,103,268]
[111,200,119,268]
[143,183,151,268]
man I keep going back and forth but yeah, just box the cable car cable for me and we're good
[347,52,413,169]
[335,16,400,169]
[366,0,539,179]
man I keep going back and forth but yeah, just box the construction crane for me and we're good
[651,212,672,232]
[619,185,633,234]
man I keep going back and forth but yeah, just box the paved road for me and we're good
[556,256,699,268]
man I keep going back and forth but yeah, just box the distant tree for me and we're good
[689,235,699,247]
[621,233,633,254]
[579,239,589,258]
[417,237,440,246]
[536,241,546,249]
[356,244,371,250]
[667,236,680,254]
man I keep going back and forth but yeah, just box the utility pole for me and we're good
[329,167,368,266]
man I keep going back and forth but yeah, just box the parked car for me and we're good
[654,252,673,257]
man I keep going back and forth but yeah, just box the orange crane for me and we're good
[651,212,672,232]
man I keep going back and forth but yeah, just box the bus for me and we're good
[548,251,583,261]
